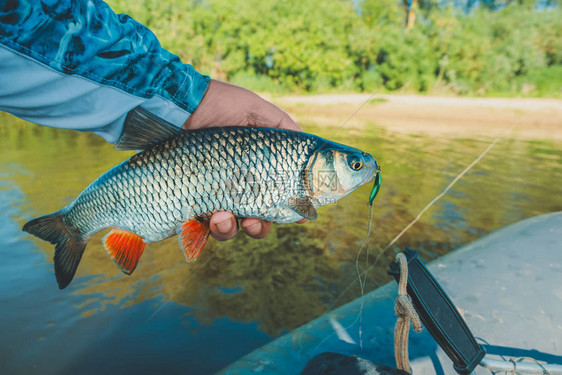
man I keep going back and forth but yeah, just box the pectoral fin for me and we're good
[288,196,318,221]
[178,220,210,262]
[103,229,146,275]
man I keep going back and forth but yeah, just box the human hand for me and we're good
[183,80,306,241]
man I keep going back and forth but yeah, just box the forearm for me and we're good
[0,0,209,142]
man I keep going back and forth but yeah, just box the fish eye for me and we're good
[352,161,363,170]
[347,154,363,171]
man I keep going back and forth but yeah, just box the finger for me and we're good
[209,211,239,241]
[241,218,272,239]
[296,218,308,224]
[249,101,302,131]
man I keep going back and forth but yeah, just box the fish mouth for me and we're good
[360,153,379,186]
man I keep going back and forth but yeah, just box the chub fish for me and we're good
[23,107,378,288]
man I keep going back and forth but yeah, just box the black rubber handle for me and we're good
[388,248,486,375]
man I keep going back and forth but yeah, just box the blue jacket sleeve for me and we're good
[0,0,210,142]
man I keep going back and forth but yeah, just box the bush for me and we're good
[106,0,562,97]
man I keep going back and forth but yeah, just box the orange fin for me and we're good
[103,229,146,275]
[178,220,210,262]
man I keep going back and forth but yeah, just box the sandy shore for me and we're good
[272,94,562,140]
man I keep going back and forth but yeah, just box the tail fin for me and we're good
[23,212,87,289]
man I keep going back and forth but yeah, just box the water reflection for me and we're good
[1,112,561,373]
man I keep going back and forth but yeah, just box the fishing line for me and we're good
[312,196,387,353]
[330,62,408,138]
[354,203,373,349]
[368,121,520,273]
[311,205,373,354]
[354,165,384,348]
[318,121,519,353]
[308,67,404,347]
[322,67,403,342]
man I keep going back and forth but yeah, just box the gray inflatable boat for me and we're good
[220,212,562,374]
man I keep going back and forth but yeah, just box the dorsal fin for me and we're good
[114,106,183,151]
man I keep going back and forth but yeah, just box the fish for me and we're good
[23,106,378,289]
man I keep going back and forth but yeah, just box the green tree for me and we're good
[106,0,562,96]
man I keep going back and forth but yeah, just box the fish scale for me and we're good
[23,107,377,289]
[62,127,322,243]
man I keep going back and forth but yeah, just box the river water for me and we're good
[1,112,561,374]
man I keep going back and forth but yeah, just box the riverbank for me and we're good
[272,94,562,140]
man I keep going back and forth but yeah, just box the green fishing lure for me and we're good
[369,167,381,206]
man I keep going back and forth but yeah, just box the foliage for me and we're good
[106,0,562,96]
